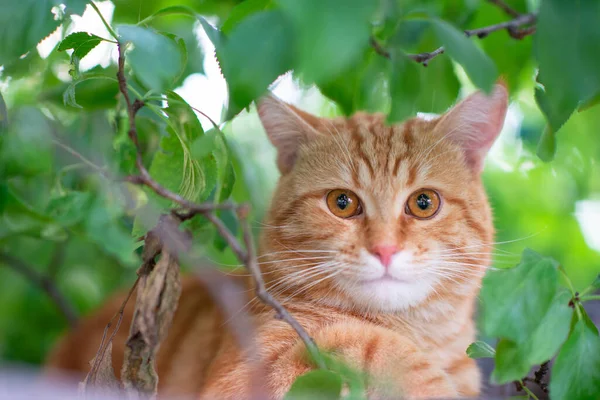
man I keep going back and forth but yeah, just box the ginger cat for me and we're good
[46,84,508,399]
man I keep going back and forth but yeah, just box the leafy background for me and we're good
[0,0,599,398]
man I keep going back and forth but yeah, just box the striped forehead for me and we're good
[307,115,435,216]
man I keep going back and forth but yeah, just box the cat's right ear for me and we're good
[257,95,322,174]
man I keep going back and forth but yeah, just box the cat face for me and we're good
[258,86,507,313]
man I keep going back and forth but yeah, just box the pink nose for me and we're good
[371,245,398,267]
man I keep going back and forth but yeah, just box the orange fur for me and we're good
[45,85,508,399]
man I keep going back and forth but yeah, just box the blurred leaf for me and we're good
[63,0,88,15]
[284,370,342,400]
[57,32,103,61]
[278,0,377,83]
[221,11,293,119]
[0,1,59,65]
[0,90,7,133]
[0,107,54,178]
[117,25,184,93]
[84,195,137,265]
[492,290,572,384]
[221,0,274,34]
[46,192,93,227]
[388,50,421,123]
[42,72,119,110]
[480,249,561,343]
[536,125,556,162]
[466,341,495,359]
[431,18,497,93]
[550,319,600,400]
[469,1,532,93]
[535,0,600,132]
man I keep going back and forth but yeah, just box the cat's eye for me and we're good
[326,189,362,218]
[406,189,441,219]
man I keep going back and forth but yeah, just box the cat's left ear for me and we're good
[434,83,508,172]
[257,94,323,174]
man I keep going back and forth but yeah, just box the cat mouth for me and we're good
[361,275,411,284]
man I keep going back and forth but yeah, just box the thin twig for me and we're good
[487,0,520,18]
[0,252,78,327]
[533,361,549,393]
[371,12,536,65]
[51,138,110,178]
[89,1,119,41]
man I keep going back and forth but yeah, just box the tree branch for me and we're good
[114,35,327,373]
[0,251,78,327]
[371,12,536,65]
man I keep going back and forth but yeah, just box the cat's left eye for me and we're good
[326,189,362,218]
[406,189,441,219]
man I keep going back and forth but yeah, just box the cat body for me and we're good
[46,85,508,399]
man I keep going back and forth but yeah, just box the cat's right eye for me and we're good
[326,189,362,218]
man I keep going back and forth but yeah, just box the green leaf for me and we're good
[491,339,530,384]
[536,125,556,162]
[391,21,460,114]
[388,50,421,123]
[0,90,7,133]
[284,370,343,400]
[468,1,532,93]
[63,0,88,15]
[535,0,600,133]
[550,319,600,400]
[117,25,184,93]
[84,195,137,265]
[0,107,54,178]
[431,18,497,93]
[491,290,572,384]
[466,341,495,359]
[220,11,293,119]
[278,0,377,83]
[221,0,274,34]
[44,72,119,110]
[0,1,60,65]
[58,32,103,61]
[480,249,561,343]
[46,192,93,227]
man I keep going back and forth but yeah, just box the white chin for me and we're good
[345,279,433,312]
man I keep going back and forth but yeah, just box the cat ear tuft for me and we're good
[435,83,508,172]
[257,94,323,174]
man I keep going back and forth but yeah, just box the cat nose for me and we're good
[370,245,398,268]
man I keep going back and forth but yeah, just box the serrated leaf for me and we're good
[466,341,495,359]
[58,32,103,61]
[388,50,421,123]
[117,25,184,93]
[278,0,377,84]
[220,10,293,119]
[0,1,60,65]
[284,370,343,400]
[431,18,497,93]
[535,0,600,133]
[491,290,572,384]
[550,319,600,400]
[480,248,561,343]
